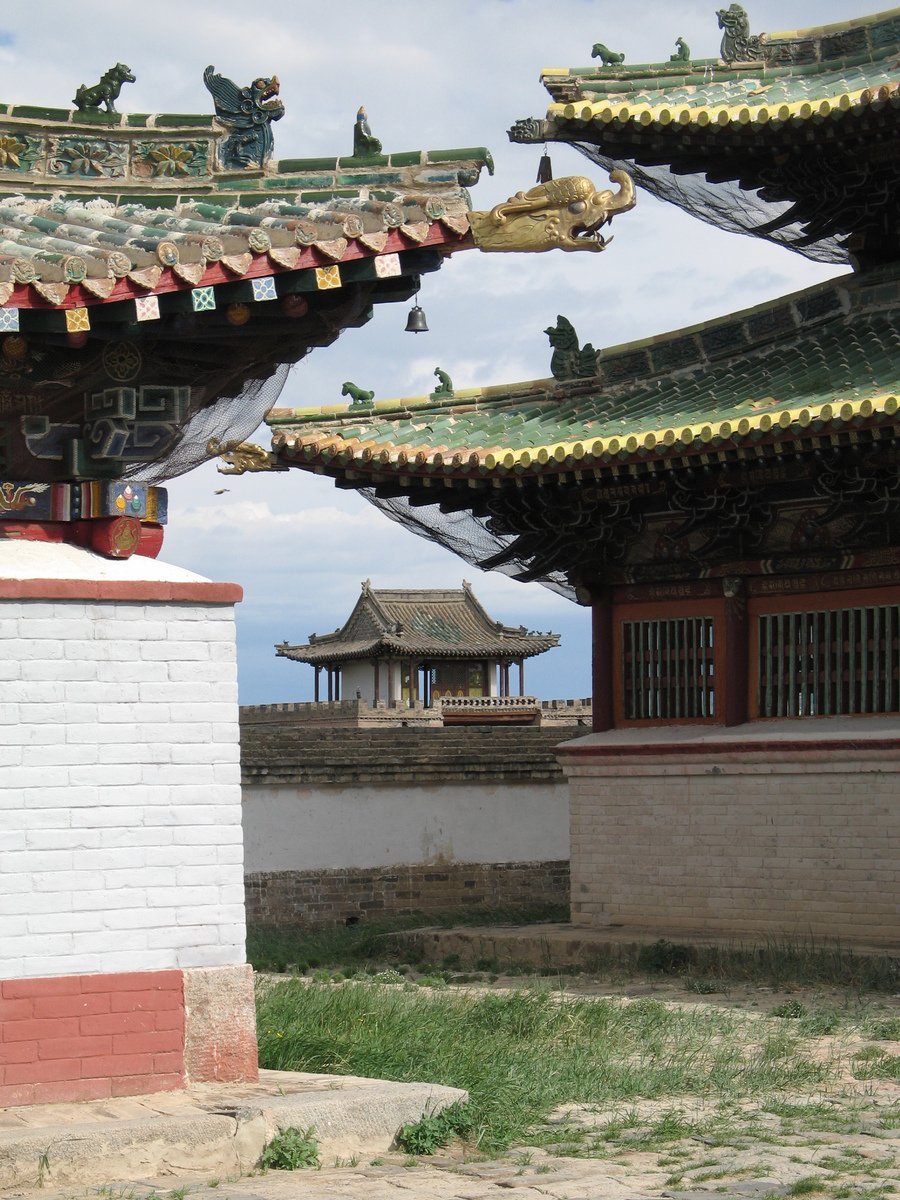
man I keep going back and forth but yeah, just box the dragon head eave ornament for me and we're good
[467,171,635,253]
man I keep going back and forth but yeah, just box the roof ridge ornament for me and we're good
[591,43,626,65]
[203,65,284,169]
[717,4,765,63]
[545,316,598,380]
[73,64,135,115]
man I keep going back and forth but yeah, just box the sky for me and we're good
[2,0,856,702]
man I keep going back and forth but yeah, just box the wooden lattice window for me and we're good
[622,617,716,720]
[757,604,900,717]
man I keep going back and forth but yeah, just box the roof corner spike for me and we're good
[468,171,635,254]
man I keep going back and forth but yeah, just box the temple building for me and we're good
[0,60,589,1106]
[276,580,559,705]
[262,7,899,946]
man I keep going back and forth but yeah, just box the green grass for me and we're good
[256,981,832,1153]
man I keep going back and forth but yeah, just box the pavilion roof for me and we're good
[276,581,560,664]
[539,8,900,134]
[0,102,488,316]
[511,7,900,265]
[267,266,900,490]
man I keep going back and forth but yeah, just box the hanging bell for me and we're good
[404,303,429,333]
[537,150,553,184]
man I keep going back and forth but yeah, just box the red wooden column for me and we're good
[722,578,749,725]
[327,667,333,702]
[518,658,525,695]
[373,659,380,702]
[591,590,614,732]
[314,666,320,703]
[408,659,417,706]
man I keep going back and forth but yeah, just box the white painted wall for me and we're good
[0,552,247,981]
[242,780,570,872]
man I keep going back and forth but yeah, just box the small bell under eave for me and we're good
[405,302,429,333]
[536,150,553,184]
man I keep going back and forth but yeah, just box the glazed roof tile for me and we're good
[539,7,900,133]
[268,267,900,483]
[276,582,560,663]
[0,104,489,308]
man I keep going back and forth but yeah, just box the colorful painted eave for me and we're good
[267,268,900,485]
[0,103,490,313]
[539,6,900,136]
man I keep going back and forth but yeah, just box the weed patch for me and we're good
[259,1126,319,1170]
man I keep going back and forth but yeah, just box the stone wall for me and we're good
[559,719,900,946]
[241,721,570,926]
[245,862,570,926]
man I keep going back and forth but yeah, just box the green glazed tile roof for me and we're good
[0,103,490,306]
[268,267,900,481]
[277,582,559,664]
[541,7,900,132]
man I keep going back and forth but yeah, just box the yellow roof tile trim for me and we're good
[478,395,897,469]
[277,394,896,474]
[551,83,900,130]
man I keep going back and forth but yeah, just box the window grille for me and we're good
[758,605,900,717]
[622,617,715,719]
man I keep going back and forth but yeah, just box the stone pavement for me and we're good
[23,1084,900,1200]
[0,1071,464,1192]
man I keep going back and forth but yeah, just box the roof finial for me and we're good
[353,106,382,159]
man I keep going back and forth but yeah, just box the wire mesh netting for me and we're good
[129,361,292,485]
[570,146,850,265]
[360,489,578,601]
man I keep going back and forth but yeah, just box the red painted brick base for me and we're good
[0,970,185,1107]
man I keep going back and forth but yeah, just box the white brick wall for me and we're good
[0,597,247,979]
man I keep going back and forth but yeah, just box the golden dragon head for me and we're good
[468,170,635,253]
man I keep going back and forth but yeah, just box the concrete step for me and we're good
[0,1070,466,1192]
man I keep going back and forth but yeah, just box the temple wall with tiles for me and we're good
[240,721,571,925]
[0,548,258,1107]
[559,721,900,946]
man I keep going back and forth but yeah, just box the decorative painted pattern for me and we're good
[133,141,208,177]
[48,137,127,178]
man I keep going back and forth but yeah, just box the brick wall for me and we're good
[0,595,246,979]
[0,560,259,1106]
[246,862,570,926]
[0,970,184,1107]
[559,721,900,945]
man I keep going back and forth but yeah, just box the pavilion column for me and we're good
[387,659,395,704]
[591,590,614,732]
[517,658,524,695]
[409,659,417,707]
[314,666,320,703]
[373,659,380,703]
[335,667,341,701]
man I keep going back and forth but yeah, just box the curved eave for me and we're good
[0,212,472,311]
[277,636,560,663]
[273,394,898,486]
[547,80,900,138]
